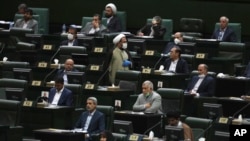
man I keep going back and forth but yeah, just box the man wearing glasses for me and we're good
[81,14,107,36]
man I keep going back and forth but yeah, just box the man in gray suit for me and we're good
[133,80,162,114]
[81,14,106,36]
[14,8,38,34]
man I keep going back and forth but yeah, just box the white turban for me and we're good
[105,3,117,15]
[113,34,125,44]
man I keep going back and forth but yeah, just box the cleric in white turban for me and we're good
[105,3,117,15]
[108,33,132,84]
[104,3,122,32]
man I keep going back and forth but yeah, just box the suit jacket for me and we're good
[74,110,105,136]
[106,15,122,32]
[163,42,177,54]
[14,18,38,34]
[186,75,215,97]
[133,91,162,114]
[48,87,73,106]
[211,27,237,42]
[81,22,107,36]
[163,58,189,73]
[60,39,79,46]
[138,24,166,40]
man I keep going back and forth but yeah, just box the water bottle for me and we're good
[62,24,66,33]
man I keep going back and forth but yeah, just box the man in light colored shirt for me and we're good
[81,14,107,36]
[48,77,73,106]
[133,80,162,114]
[74,97,105,141]
[185,64,215,97]
[163,46,189,73]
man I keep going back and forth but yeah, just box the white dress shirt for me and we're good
[51,87,64,105]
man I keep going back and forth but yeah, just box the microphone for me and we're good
[49,47,61,65]
[232,102,250,118]
[96,65,109,86]
[195,121,214,140]
[143,115,164,135]
[43,68,58,86]
[153,54,165,70]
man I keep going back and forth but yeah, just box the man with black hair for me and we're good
[163,46,189,73]
[48,77,73,106]
[60,25,79,46]
[137,16,166,39]
[81,14,107,36]
[104,3,122,32]
[17,3,27,14]
[166,110,194,141]
[14,8,38,33]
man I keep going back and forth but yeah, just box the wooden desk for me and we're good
[34,128,85,141]
[114,111,162,137]
[215,77,250,97]
[21,106,74,137]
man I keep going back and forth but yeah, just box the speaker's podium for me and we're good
[34,128,86,141]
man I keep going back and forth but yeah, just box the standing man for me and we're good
[163,46,189,73]
[74,97,105,141]
[185,64,215,97]
[55,58,79,84]
[14,8,38,34]
[137,16,166,40]
[60,25,78,46]
[211,16,237,42]
[48,77,73,106]
[81,14,107,36]
[133,80,162,114]
[104,3,122,32]
[107,34,132,84]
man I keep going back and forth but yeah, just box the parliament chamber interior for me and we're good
[1,0,250,141]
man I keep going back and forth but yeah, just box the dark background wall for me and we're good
[1,0,250,40]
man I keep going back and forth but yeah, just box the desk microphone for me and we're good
[43,68,58,86]
[232,102,250,118]
[49,47,61,65]
[195,122,214,140]
[153,53,166,70]
[143,115,165,135]
[96,65,109,86]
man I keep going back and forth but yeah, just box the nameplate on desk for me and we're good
[50,64,59,69]
[46,82,55,87]
[42,44,53,50]
[23,100,33,107]
[128,134,143,141]
[144,50,155,56]
[93,47,103,53]
[142,68,153,74]
[90,65,100,71]
[218,117,229,124]
[38,62,47,68]
[31,80,41,86]
[84,83,96,90]
[195,53,207,59]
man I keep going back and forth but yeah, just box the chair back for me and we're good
[179,18,204,37]
[30,7,50,34]
[96,105,114,131]
[219,42,245,64]
[0,99,21,126]
[1,61,30,79]
[64,84,83,107]
[81,16,107,28]
[156,88,184,114]
[58,46,87,63]
[147,18,173,41]
[215,23,241,42]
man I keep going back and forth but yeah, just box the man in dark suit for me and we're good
[55,58,79,84]
[185,64,215,97]
[48,77,73,106]
[81,14,107,36]
[211,16,237,42]
[104,3,122,32]
[137,16,166,40]
[74,97,105,141]
[163,32,184,54]
[60,25,79,46]
[163,46,189,73]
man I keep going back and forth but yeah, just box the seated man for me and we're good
[163,32,184,54]
[81,14,107,36]
[163,46,189,73]
[211,16,237,42]
[60,25,79,46]
[166,110,194,141]
[137,16,166,40]
[185,64,215,97]
[74,97,105,141]
[48,77,73,106]
[14,8,38,33]
[133,80,162,114]
[55,58,79,84]
[104,3,122,32]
